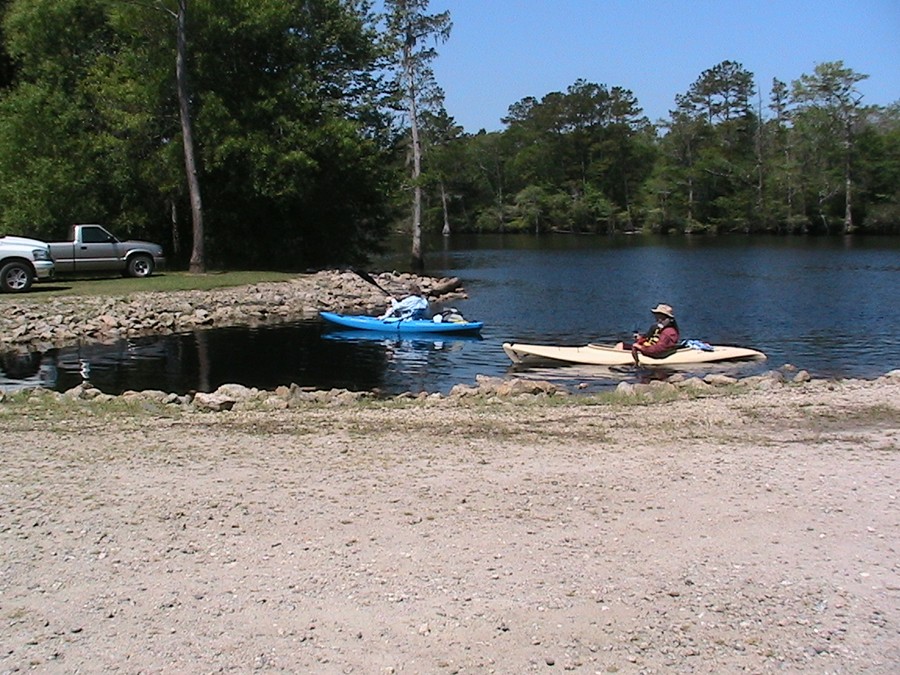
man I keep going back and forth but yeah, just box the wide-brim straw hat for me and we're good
[650,303,675,318]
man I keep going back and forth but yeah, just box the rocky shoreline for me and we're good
[5,356,899,411]
[0,270,467,354]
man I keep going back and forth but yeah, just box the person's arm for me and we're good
[636,327,680,357]
[379,296,400,319]
[621,330,644,350]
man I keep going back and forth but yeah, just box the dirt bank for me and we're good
[1,376,898,673]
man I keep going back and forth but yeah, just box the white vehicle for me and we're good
[0,235,55,293]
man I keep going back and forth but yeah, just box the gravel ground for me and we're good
[1,376,898,673]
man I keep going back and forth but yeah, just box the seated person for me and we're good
[379,283,429,320]
[617,303,680,358]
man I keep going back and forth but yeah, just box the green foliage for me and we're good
[437,79,654,234]
[852,105,900,233]
[509,185,547,233]
[0,2,896,253]
[435,59,896,237]
[0,0,395,268]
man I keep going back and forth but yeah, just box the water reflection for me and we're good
[0,322,489,396]
[0,352,58,392]
[321,330,483,395]
[37,336,184,394]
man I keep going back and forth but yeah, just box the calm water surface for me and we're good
[2,234,898,395]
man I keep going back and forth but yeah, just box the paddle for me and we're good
[350,268,392,297]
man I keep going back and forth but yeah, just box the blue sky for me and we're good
[424,0,900,132]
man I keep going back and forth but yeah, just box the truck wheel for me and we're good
[0,261,34,293]
[127,254,154,278]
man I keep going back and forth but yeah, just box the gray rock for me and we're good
[648,380,677,394]
[449,383,479,398]
[673,377,711,391]
[615,382,635,395]
[192,392,236,412]
[129,389,171,403]
[704,373,738,386]
[64,383,101,400]
[214,383,257,400]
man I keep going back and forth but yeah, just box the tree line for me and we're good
[0,2,897,274]
[424,61,900,238]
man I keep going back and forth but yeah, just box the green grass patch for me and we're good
[15,270,299,301]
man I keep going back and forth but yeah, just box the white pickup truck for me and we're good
[0,235,55,293]
[48,224,166,278]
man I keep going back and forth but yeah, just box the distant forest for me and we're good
[0,1,897,271]
[428,63,899,239]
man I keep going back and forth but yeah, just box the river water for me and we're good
[2,234,898,395]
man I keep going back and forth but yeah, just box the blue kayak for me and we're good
[320,311,483,334]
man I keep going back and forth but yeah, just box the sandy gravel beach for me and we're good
[1,375,898,673]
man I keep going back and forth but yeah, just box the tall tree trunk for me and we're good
[170,199,180,257]
[685,142,695,224]
[405,39,424,271]
[176,0,205,273]
[687,176,694,223]
[440,181,450,236]
[843,121,853,233]
[754,99,764,230]
[785,145,793,226]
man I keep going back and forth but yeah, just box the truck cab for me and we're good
[48,224,165,278]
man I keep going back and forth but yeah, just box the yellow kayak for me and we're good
[503,342,767,366]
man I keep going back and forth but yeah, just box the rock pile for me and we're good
[13,367,896,412]
[0,270,467,353]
